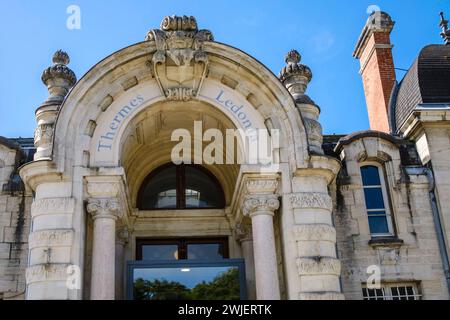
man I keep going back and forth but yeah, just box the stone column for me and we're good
[242,191,280,300]
[115,227,129,300]
[234,223,256,300]
[87,198,122,300]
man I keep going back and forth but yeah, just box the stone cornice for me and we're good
[295,155,341,184]
[19,159,62,191]
[400,105,450,138]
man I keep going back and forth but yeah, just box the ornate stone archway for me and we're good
[20,15,342,300]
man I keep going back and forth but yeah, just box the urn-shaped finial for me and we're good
[41,50,77,104]
[440,12,450,45]
[279,49,312,99]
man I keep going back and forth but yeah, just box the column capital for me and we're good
[234,223,253,242]
[116,227,130,244]
[87,198,122,220]
[243,194,279,217]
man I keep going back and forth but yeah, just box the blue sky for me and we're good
[0,0,448,138]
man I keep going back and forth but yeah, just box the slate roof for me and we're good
[390,44,450,132]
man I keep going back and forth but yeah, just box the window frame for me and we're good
[136,237,230,260]
[137,163,226,210]
[362,282,422,300]
[360,162,395,237]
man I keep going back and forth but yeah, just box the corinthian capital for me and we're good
[242,194,280,217]
[87,198,122,220]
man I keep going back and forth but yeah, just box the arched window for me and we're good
[360,164,394,236]
[137,164,225,210]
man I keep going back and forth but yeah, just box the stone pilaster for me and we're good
[241,176,280,300]
[19,161,77,300]
[287,156,344,300]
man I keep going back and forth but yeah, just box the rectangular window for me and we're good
[360,165,394,236]
[362,283,421,300]
[136,238,229,260]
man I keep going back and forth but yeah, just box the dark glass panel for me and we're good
[368,214,390,234]
[139,166,177,209]
[141,245,179,260]
[184,166,224,208]
[363,188,385,209]
[361,166,381,186]
[187,243,224,260]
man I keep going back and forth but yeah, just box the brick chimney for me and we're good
[353,11,396,133]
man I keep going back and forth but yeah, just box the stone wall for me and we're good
[334,135,450,300]
[0,144,31,300]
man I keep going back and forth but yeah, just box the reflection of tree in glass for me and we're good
[133,268,240,300]
[133,278,191,300]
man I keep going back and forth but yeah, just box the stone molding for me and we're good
[87,198,122,220]
[296,257,341,276]
[28,229,74,249]
[31,197,75,217]
[242,194,279,217]
[26,264,70,284]
[299,292,345,300]
[292,224,336,242]
[288,192,332,211]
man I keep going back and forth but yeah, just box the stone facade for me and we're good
[0,13,449,300]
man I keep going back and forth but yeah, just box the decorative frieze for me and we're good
[245,179,279,194]
[87,198,122,220]
[242,195,280,217]
[292,224,336,242]
[31,197,75,217]
[296,257,341,276]
[26,264,70,284]
[28,229,74,249]
[288,192,332,211]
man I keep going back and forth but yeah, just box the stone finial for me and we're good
[160,15,198,32]
[41,50,77,104]
[279,49,312,99]
[145,15,213,42]
[440,12,450,45]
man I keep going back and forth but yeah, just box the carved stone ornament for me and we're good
[288,192,333,211]
[145,15,214,101]
[243,194,280,217]
[34,123,54,145]
[87,198,122,220]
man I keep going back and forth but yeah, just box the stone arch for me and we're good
[52,39,309,178]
